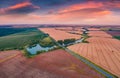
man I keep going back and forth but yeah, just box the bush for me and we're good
[57,40,63,45]
[23,49,35,58]
[82,40,89,43]
[39,37,55,47]
[63,38,76,45]
[37,50,46,54]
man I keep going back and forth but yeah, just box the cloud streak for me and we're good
[0,0,120,25]
[59,2,104,13]
[0,1,40,15]
[55,1,111,20]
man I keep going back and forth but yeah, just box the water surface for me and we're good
[27,44,54,54]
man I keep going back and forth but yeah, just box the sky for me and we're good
[0,0,120,25]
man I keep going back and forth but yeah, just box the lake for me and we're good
[26,44,55,54]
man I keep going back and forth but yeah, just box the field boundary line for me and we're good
[0,53,20,63]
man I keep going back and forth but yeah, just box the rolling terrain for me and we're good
[0,28,48,50]
[0,26,119,78]
[0,49,104,78]
[68,28,120,77]
[39,28,81,41]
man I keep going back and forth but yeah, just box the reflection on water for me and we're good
[26,44,54,54]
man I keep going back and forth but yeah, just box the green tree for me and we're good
[57,40,63,45]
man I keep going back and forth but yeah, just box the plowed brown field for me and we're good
[0,50,21,63]
[0,50,104,78]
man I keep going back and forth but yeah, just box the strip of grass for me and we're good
[81,33,90,43]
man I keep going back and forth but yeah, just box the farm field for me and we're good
[0,49,104,78]
[55,27,73,31]
[68,29,120,77]
[88,28,101,31]
[105,29,120,40]
[100,27,120,37]
[57,27,83,31]
[0,28,29,37]
[39,28,81,41]
[0,28,48,50]
[55,27,83,34]
[106,31,120,36]
[0,50,21,63]
[106,31,120,40]
[89,30,112,38]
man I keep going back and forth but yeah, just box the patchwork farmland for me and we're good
[0,50,104,78]
[0,28,48,50]
[0,50,21,63]
[89,31,112,38]
[68,29,120,77]
[39,28,81,40]
[0,27,119,78]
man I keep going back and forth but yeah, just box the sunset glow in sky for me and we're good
[0,0,120,25]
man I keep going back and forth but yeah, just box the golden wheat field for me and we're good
[39,28,81,40]
[68,29,120,77]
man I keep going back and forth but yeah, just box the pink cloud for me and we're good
[0,1,40,15]
[59,2,104,13]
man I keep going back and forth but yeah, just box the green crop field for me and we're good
[0,28,48,51]
[114,36,120,40]
[0,28,29,37]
